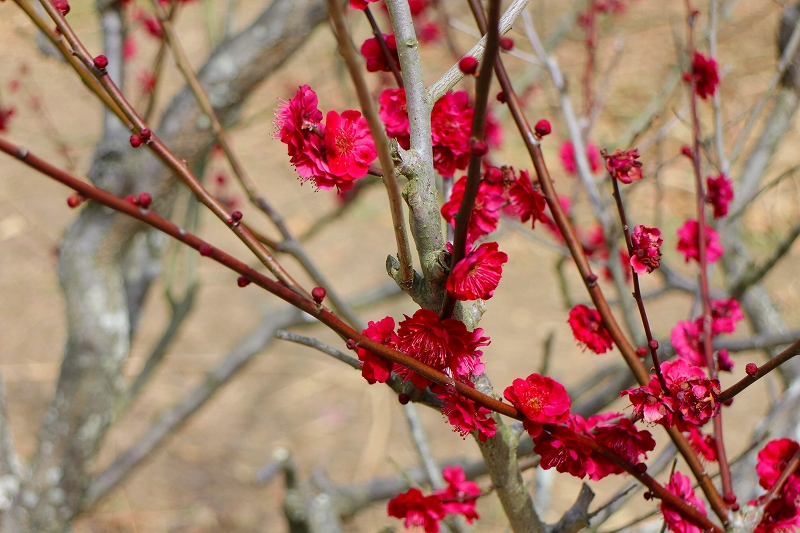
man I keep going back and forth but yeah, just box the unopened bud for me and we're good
[398,393,410,405]
[67,193,84,208]
[648,339,659,350]
[534,119,552,137]
[140,127,151,141]
[470,139,488,157]
[230,210,243,222]
[130,134,143,148]
[681,145,693,159]
[137,192,152,209]
[745,362,758,376]
[484,167,503,184]
[237,276,250,287]
[499,37,514,51]
[93,55,108,70]
[496,91,506,104]
[311,286,326,304]
[124,195,138,204]
[636,346,648,357]
[346,339,357,350]
[458,56,479,75]
[198,243,212,256]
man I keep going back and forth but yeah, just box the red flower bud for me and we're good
[66,193,84,208]
[499,37,514,51]
[237,276,250,287]
[723,493,737,505]
[745,362,758,376]
[140,127,151,141]
[311,286,326,304]
[534,119,551,137]
[93,55,109,70]
[52,0,70,15]
[470,139,488,156]
[124,195,138,204]
[130,134,143,148]
[398,393,410,405]
[137,192,152,208]
[230,210,243,222]
[681,145,693,159]
[346,339,357,350]
[198,243,212,256]
[496,91,506,103]
[458,56,479,75]
[648,339,659,350]
[636,346,648,357]
[484,167,503,184]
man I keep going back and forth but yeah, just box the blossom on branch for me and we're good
[707,298,744,335]
[441,175,505,246]
[349,0,378,10]
[676,219,724,263]
[629,225,662,274]
[324,109,377,181]
[360,34,399,73]
[438,386,497,442]
[445,241,508,301]
[568,304,615,354]
[604,148,643,184]
[379,87,410,147]
[588,414,656,480]
[508,170,549,229]
[431,91,473,176]
[706,173,734,218]
[661,471,709,533]
[387,488,446,533]
[684,52,720,100]
[357,317,397,384]
[394,309,489,388]
[533,422,593,478]
[503,373,571,437]
[436,466,481,522]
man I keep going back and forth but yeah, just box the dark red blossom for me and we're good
[604,148,643,184]
[446,241,508,301]
[436,466,481,522]
[676,219,724,264]
[360,34,399,73]
[504,373,571,437]
[379,87,410,148]
[706,174,734,218]
[587,414,656,480]
[757,438,800,489]
[438,387,497,442]
[508,170,549,229]
[559,140,601,175]
[568,304,614,354]
[707,298,744,335]
[753,481,800,533]
[431,91,473,176]
[629,225,662,274]
[441,175,505,246]
[661,472,708,533]
[357,317,397,384]
[394,309,489,388]
[684,52,720,100]
[534,424,593,478]
[387,488,446,533]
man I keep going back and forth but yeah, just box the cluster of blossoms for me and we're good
[661,472,709,533]
[750,438,800,533]
[274,85,377,192]
[503,374,656,480]
[623,358,721,430]
[440,167,548,248]
[387,465,481,533]
[671,297,744,372]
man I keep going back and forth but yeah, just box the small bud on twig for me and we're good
[93,55,108,70]
[237,276,250,287]
[311,286,326,305]
[534,119,551,138]
[458,56,479,75]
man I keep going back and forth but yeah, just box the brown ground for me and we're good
[1,0,799,531]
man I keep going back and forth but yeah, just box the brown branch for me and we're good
[719,337,800,403]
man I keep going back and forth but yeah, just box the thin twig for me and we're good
[719,337,800,403]
[328,0,415,291]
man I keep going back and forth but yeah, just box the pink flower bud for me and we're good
[137,192,152,208]
[470,139,488,156]
[52,0,70,15]
[67,194,84,208]
[198,243,212,256]
[636,346,648,357]
[130,134,143,148]
[311,286,326,304]
[484,167,503,184]
[534,119,551,137]
[648,339,659,350]
[346,339,357,350]
[237,276,250,287]
[745,362,758,376]
[124,195,138,204]
[458,56,479,75]
[681,145,693,159]
[93,55,109,70]
[499,37,514,51]
[496,91,506,103]
[231,210,243,222]
[140,127,151,141]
